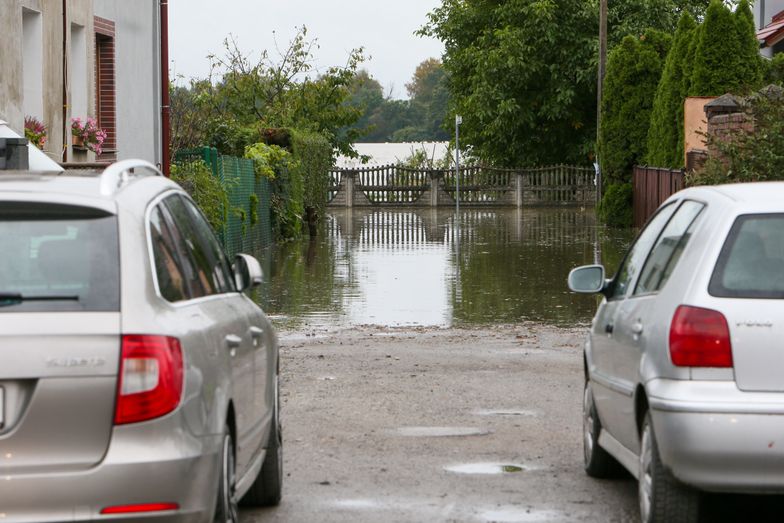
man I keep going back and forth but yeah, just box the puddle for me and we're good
[479,508,566,522]
[445,463,530,475]
[395,426,492,437]
[334,499,382,510]
[475,409,539,418]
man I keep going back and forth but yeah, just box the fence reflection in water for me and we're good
[258,208,634,329]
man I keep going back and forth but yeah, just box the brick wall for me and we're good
[94,17,116,161]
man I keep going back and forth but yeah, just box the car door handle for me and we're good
[250,326,264,347]
[225,334,242,350]
[605,323,614,334]
[632,322,644,335]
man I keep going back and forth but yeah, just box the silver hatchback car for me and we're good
[569,182,784,523]
[0,160,281,522]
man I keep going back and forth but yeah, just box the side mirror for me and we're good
[568,265,606,294]
[233,253,263,292]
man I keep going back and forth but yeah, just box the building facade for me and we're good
[0,0,163,165]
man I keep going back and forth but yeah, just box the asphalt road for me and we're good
[241,325,784,523]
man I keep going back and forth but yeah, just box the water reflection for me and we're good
[254,208,634,328]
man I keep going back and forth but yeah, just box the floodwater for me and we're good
[253,207,634,329]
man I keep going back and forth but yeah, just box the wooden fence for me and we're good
[329,164,596,207]
[632,166,685,228]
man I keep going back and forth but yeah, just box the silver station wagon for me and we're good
[569,182,784,523]
[0,160,281,522]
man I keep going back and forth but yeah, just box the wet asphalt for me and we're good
[241,325,784,523]
[240,325,639,523]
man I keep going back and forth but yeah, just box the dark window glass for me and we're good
[0,203,119,312]
[149,206,188,302]
[608,202,677,300]
[163,195,233,296]
[710,214,784,299]
[181,197,235,294]
[635,201,705,295]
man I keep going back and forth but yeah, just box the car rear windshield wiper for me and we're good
[0,293,80,307]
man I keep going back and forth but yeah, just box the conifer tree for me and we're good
[599,30,671,185]
[646,13,697,167]
[734,0,764,92]
[690,0,742,96]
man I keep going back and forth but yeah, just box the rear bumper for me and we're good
[0,425,221,523]
[648,378,784,493]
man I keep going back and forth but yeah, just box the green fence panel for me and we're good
[174,147,272,257]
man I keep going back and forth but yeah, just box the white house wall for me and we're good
[93,0,161,165]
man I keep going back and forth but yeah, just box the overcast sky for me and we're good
[169,0,445,99]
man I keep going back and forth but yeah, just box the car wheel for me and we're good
[639,413,699,523]
[215,427,240,523]
[583,380,623,478]
[241,374,283,507]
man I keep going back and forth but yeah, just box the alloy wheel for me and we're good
[639,422,654,523]
[583,384,596,466]
[218,433,240,523]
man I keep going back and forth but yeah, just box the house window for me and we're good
[94,17,116,161]
[22,8,43,120]
[70,24,88,121]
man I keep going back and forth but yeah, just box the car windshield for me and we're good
[709,213,784,299]
[0,202,120,312]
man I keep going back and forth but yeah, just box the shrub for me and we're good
[245,142,304,240]
[170,159,229,232]
[290,130,333,236]
[598,183,633,228]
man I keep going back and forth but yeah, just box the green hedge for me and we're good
[290,130,333,234]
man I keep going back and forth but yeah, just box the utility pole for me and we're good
[596,0,607,202]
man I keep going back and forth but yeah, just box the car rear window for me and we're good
[0,202,120,312]
[709,214,784,299]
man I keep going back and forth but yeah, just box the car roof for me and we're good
[676,182,784,204]
[0,165,182,212]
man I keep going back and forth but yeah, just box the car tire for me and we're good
[241,374,283,507]
[583,380,624,478]
[215,426,240,523]
[639,412,699,523]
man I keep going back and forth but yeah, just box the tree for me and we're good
[172,27,366,158]
[599,30,671,185]
[406,59,450,141]
[607,0,708,47]
[646,12,698,168]
[421,0,599,166]
[689,0,747,97]
[420,0,710,167]
[733,0,764,92]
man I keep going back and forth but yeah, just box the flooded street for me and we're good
[238,208,644,523]
[255,208,634,328]
[240,208,784,522]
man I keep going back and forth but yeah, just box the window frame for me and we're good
[145,190,238,305]
[632,199,706,298]
[605,201,679,302]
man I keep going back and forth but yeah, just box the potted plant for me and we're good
[71,117,107,155]
[24,116,47,149]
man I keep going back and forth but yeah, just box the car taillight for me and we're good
[669,305,733,368]
[115,335,183,425]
